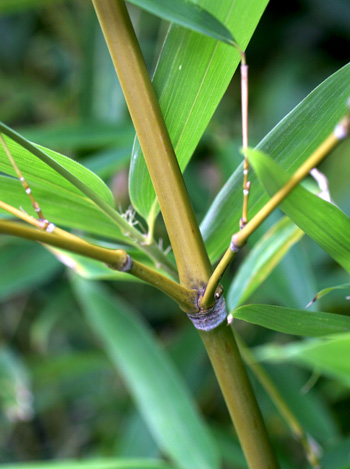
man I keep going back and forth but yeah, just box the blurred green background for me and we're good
[0,0,349,467]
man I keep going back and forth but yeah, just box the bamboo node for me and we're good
[187,296,227,331]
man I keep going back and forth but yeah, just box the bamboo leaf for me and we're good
[227,217,303,311]
[233,304,350,337]
[246,147,350,272]
[0,124,130,241]
[255,333,350,387]
[0,459,175,469]
[129,0,268,222]
[72,277,220,469]
[201,62,350,261]
[307,283,350,307]
[0,0,58,13]
[127,0,236,46]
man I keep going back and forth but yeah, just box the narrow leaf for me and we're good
[306,283,350,307]
[127,0,236,46]
[247,147,350,272]
[233,304,350,337]
[202,63,350,261]
[72,277,220,469]
[227,217,303,310]
[0,124,130,241]
[129,0,268,221]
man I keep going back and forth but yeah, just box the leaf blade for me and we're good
[247,147,350,272]
[201,62,350,261]
[233,304,350,337]
[72,277,220,469]
[127,0,236,46]
[129,0,269,220]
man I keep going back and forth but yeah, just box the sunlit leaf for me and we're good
[128,0,236,46]
[233,304,350,337]
[227,217,303,311]
[72,277,220,469]
[129,0,268,222]
[202,63,350,261]
[247,147,350,272]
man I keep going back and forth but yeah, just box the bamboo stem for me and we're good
[199,323,279,469]
[91,3,279,466]
[92,0,211,289]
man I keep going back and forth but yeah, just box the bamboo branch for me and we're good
[240,51,250,229]
[0,123,178,278]
[200,114,350,308]
[0,219,196,311]
[92,0,211,289]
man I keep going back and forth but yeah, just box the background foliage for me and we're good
[0,0,349,467]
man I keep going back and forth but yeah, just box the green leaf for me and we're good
[129,0,268,221]
[307,283,350,307]
[128,0,236,46]
[255,333,350,386]
[201,62,350,261]
[233,304,350,337]
[227,217,303,311]
[72,277,220,469]
[0,239,61,301]
[247,147,350,272]
[0,125,129,241]
[0,459,175,469]
[0,176,124,240]
[20,121,134,151]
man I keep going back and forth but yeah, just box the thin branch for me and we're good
[200,114,350,308]
[240,51,250,229]
[0,123,178,278]
[0,219,197,312]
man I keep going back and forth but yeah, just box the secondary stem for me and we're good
[0,220,196,311]
[201,114,350,308]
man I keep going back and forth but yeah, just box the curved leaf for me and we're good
[233,304,350,337]
[247,147,350,272]
[72,277,220,469]
[129,0,269,221]
[201,62,350,261]
[307,283,350,307]
[227,217,303,311]
[128,0,236,46]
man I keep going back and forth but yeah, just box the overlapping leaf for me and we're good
[129,0,269,222]
[127,0,236,46]
[201,62,350,261]
[247,148,350,272]
[73,278,220,469]
[0,460,174,469]
[233,304,350,337]
[0,127,127,240]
